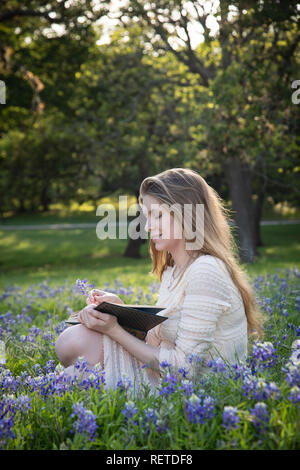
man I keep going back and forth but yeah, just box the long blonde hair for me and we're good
[138,167,264,339]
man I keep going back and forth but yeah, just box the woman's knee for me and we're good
[55,324,104,367]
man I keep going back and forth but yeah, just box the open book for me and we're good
[65,301,168,341]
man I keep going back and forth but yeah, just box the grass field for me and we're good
[0,222,299,292]
[1,218,300,450]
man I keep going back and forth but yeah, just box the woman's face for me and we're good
[141,194,184,252]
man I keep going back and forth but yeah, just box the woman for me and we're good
[55,168,263,396]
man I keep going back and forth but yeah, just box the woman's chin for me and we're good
[153,238,167,250]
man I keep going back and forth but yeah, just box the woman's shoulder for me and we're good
[185,255,232,305]
[187,255,230,282]
[189,254,225,270]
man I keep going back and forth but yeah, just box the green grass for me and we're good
[0,223,299,292]
[1,265,299,450]
[1,217,299,450]
[244,223,300,278]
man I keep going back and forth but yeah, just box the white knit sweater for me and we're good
[102,254,248,396]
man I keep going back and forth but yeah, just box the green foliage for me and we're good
[0,266,299,450]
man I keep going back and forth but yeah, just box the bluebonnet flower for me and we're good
[253,379,281,401]
[250,341,277,369]
[121,400,139,425]
[32,364,43,376]
[282,340,300,387]
[294,296,300,311]
[241,374,258,397]
[142,408,169,434]
[7,394,32,413]
[280,280,287,290]
[74,356,90,372]
[207,358,228,374]
[178,367,189,379]
[230,362,252,381]
[0,394,32,446]
[0,399,15,443]
[159,373,178,396]
[178,379,194,397]
[184,392,216,424]
[288,386,300,403]
[71,402,98,441]
[222,406,239,430]
[159,360,172,368]
[188,354,202,365]
[75,279,95,296]
[116,374,133,392]
[0,367,19,394]
[250,402,269,432]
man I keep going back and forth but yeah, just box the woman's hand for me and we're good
[78,303,119,336]
[86,289,125,307]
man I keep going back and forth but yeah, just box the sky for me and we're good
[95,0,220,49]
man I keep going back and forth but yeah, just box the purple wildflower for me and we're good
[282,340,300,387]
[188,354,202,365]
[71,402,98,441]
[288,386,300,403]
[184,393,216,424]
[207,358,228,374]
[251,341,277,370]
[142,408,169,434]
[222,406,240,430]
[159,373,178,396]
[116,374,133,392]
[253,379,281,401]
[250,402,269,432]
[159,360,172,368]
[0,399,15,443]
[178,380,194,397]
[121,400,139,425]
[75,279,95,296]
[178,367,189,378]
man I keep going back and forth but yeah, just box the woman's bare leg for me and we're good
[55,324,104,369]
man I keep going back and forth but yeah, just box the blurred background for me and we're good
[0,0,299,289]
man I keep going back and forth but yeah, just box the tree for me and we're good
[68,23,206,257]
[115,0,300,262]
[0,0,109,215]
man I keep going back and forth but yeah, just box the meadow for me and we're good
[0,221,299,450]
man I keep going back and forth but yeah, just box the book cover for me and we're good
[65,301,168,341]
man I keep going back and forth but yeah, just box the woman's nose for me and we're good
[145,217,155,233]
[145,219,151,232]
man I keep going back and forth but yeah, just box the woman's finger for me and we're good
[91,289,107,296]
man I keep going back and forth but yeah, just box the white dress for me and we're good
[102,255,248,396]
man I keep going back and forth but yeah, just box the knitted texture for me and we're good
[102,255,248,396]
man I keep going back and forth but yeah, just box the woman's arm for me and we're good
[78,305,161,371]
[155,259,232,374]
[108,325,161,371]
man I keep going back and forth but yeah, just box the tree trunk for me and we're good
[122,189,147,259]
[253,182,267,248]
[223,157,258,263]
[40,184,51,212]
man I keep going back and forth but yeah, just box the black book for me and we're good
[65,302,168,340]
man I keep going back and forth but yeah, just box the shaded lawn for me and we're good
[0,223,299,291]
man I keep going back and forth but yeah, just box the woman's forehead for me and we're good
[141,195,161,211]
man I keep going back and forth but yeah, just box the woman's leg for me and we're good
[55,324,104,368]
